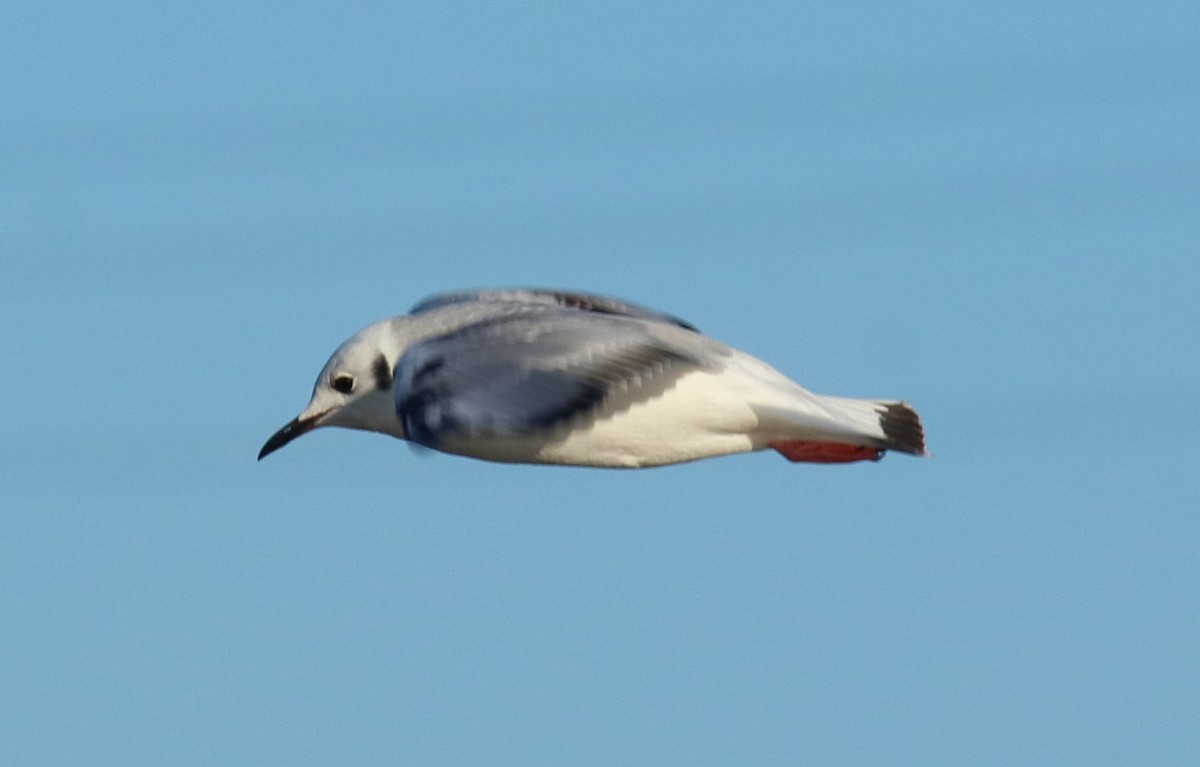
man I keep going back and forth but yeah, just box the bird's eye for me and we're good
[331,374,355,394]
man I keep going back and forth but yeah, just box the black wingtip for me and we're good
[879,402,926,456]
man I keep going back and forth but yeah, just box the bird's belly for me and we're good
[481,368,762,468]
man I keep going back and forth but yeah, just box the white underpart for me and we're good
[440,350,893,468]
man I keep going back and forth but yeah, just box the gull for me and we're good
[258,288,925,468]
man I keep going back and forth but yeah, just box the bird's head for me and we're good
[258,319,404,460]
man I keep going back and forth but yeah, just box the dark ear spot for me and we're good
[372,354,393,390]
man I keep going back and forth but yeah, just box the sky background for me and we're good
[2,2,1198,764]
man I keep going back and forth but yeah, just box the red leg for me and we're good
[769,440,884,464]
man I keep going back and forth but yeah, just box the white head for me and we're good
[258,319,407,460]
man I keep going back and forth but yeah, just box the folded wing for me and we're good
[394,310,705,448]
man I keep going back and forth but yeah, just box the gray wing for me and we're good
[409,288,699,331]
[394,309,706,448]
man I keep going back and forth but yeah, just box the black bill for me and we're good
[258,413,322,460]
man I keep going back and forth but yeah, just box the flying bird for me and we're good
[259,288,925,468]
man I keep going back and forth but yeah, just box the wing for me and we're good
[409,288,699,331]
[394,309,706,447]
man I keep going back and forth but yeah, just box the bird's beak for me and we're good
[258,412,324,460]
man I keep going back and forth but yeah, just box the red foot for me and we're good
[769,440,884,464]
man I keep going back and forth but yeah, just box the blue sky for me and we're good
[2,2,1197,764]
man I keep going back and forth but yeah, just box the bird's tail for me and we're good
[761,395,926,464]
